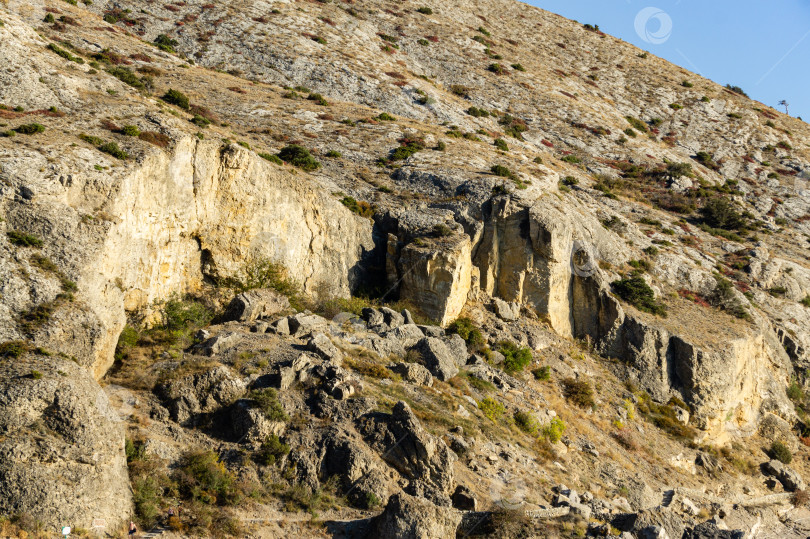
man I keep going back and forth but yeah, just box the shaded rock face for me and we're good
[366,492,462,539]
[156,365,247,426]
[360,402,456,505]
[0,357,131,531]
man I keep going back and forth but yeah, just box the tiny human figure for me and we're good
[128,521,137,537]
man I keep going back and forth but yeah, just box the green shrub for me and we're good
[7,230,43,247]
[416,6,433,14]
[625,116,648,132]
[491,164,516,179]
[562,378,595,408]
[725,84,749,97]
[376,112,395,121]
[390,138,425,160]
[30,369,43,379]
[511,63,525,72]
[561,176,578,186]
[670,103,684,110]
[108,67,144,89]
[278,145,321,171]
[494,138,508,151]
[478,397,505,421]
[801,296,810,308]
[341,196,376,218]
[160,296,212,332]
[250,388,289,422]
[259,152,283,165]
[446,317,484,350]
[13,123,45,135]
[0,340,29,358]
[154,34,178,53]
[611,276,667,316]
[681,81,694,88]
[47,43,84,64]
[497,341,532,374]
[514,411,540,436]
[418,39,430,46]
[701,198,745,230]
[467,106,490,118]
[709,276,750,320]
[561,155,581,164]
[770,441,792,464]
[162,89,190,110]
[220,257,298,299]
[79,133,104,146]
[532,366,551,381]
[308,93,329,106]
[254,435,290,466]
[121,125,140,136]
[325,150,342,158]
[488,63,504,75]
[175,451,239,505]
[542,416,566,442]
[99,142,128,160]
[478,26,491,36]
[788,380,803,401]
[190,115,210,128]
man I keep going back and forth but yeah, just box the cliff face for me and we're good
[1,0,810,534]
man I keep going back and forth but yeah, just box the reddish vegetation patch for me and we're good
[678,289,711,308]
[228,87,247,94]
[541,139,554,148]
[560,91,576,99]
[139,131,171,148]
[426,35,439,43]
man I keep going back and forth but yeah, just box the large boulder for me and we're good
[156,364,247,425]
[413,337,459,381]
[360,401,456,504]
[764,459,806,491]
[223,288,290,322]
[0,357,131,531]
[366,492,461,539]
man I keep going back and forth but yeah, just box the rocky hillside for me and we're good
[0,0,809,536]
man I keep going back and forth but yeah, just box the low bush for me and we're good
[446,317,484,350]
[625,116,648,132]
[541,417,566,442]
[0,340,29,358]
[14,123,45,135]
[341,196,376,218]
[497,341,532,374]
[254,435,290,466]
[478,397,505,421]
[494,138,508,151]
[7,230,43,247]
[154,34,178,53]
[259,152,283,165]
[770,441,792,464]
[532,366,551,381]
[163,89,190,110]
[467,106,490,117]
[121,125,140,136]
[108,67,144,89]
[99,142,129,160]
[249,388,289,422]
[416,6,433,14]
[514,410,540,436]
[47,43,84,64]
[700,197,746,230]
[562,378,595,408]
[611,276,667,316]
[278,145,320,171]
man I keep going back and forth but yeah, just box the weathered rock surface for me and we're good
[0,356,131,531]
[223,288,290,322]
[366,492,461,539]
[156,365,247,425]
[413,337,460,381]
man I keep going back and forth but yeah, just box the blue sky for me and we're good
[528,1,810,121]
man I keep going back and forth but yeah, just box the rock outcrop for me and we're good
[0,356,131,531]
